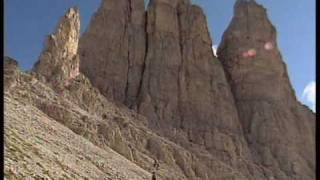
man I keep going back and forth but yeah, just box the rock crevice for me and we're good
[79,0,146,107]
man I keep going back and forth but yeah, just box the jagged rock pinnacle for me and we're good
[33,7,81,89]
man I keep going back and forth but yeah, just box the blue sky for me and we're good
[5,0,315,111]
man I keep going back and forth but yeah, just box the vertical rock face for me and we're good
[138,1,265,179]
[219,0,295,103]
[63,0,314,179]
[79,1,263,178]
[218,1,315,179]
[139,0,245,153]
[79,0,146,106]
[6,0,315,179]
[34,7,80,88]
[138,0,183,131]
[80,1,249,155]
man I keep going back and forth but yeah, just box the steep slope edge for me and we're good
[4,94,151,180]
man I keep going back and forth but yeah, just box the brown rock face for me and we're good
[33,7,80,89]
[79,0,146,106]
[4,56,20,90]
[218,1,315,179]
[140,0,248,161]
[7,0,314,179]
[80,1,247,151]
[138,0,184,131]
[80,0,269,179]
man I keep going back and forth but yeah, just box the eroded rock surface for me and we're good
[4,56,20,90]
[4,95,152,180]
[137,1,265,179]
[6,57,253,180]
[5,0,315,180]
[79,0,146,106]
[33,7,81,90]
[80,1,266,178]
[218,1,315,179]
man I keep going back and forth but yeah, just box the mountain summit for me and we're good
[218,1,315,179]
[34,7,81,90]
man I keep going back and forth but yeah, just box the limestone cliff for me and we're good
[33,7,80,90]
[5,0,315,180]
[79,0,146,106]
[80,1,267,179]
[218,1,315,179]
[138,1,264,179]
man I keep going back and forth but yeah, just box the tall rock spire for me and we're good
[219,0,295,102]
[33,7,81,89]
[137,0,266,179]
[79,0,146,106]
[218,1,315,180]
[139,0,244,145]
[79,0,266,179]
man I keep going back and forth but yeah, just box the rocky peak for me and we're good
[218,1,315,179]
[33,7,80,89]
[218,0,295,103]
[79,0,146,106]
[5,1,315,180]
[80,1,262,178]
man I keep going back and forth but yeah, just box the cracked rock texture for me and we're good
[136,1,265,179]
[5,58,257,180]
[79,0,146,107]
[5,0,315,180]
[80,3,260,179]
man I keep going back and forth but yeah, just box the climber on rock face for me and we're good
[151,171,156,180]
[151,159,159,180]
[153,159,159,170]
